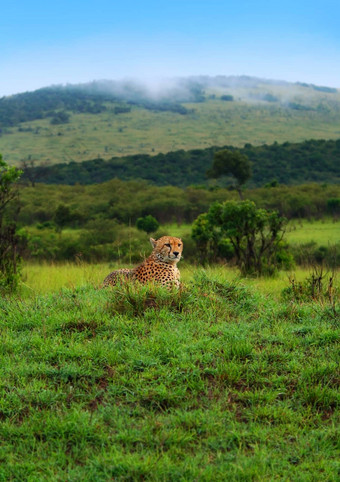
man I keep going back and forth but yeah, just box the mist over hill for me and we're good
[0,75,338,128]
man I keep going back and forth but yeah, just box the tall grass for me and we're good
[21,261,108,295]
[1,272,339,480]
[21,261,339,300]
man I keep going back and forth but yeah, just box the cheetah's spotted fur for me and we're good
[103,236,183,288]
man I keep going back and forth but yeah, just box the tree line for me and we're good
[17,178,340,229]
[0,88,112,128]
[21,138,340,187]
[0,80,207,129]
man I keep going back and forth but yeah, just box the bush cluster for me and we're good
[14,179,339,267]
[192,200,294,275]
[290,241,340,268]
[18,180,340,229]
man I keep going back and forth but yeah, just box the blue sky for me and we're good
[1,0,340,96]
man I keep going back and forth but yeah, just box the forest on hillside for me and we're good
[21,138,340,187]
[0,80,206,128]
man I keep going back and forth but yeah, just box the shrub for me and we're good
[327,198,340,216]
[192,200,291,275]
[0,155,23,293]
[282,267,338,309]
[220,94,234,101]
[136,215,160,234]
[50,111,70,125]
[290,242,340,268]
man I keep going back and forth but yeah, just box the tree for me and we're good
[0,154,23,292]
[327,198,340,217]
[19,157,39,187]
[54,204,73,233]
[50,111,70,125]
[191,212,225,264]
[192,200,292,275]
[207,149,251,199]
[220,95,234,101]
[136,215,160,234]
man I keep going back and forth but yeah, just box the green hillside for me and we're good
[1,77,340,166]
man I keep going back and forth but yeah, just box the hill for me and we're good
[20,138,340,187]
[1,76,340,166]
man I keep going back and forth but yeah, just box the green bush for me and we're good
[327,198,340,216]
[290,242,340,268]
[136,215,160,234]
[50,111,70,125]
[25,225,152,263]
[192,200,291,275]
[282,268,338,306]
[0,155,23,293]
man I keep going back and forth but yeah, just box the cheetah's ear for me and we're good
[150,238,157,248]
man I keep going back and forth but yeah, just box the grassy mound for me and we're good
[0,274,339,480]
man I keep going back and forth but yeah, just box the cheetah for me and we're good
[103,236,183,288]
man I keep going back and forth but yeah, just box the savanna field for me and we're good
[0,78,340,480]
[1,220,339,480]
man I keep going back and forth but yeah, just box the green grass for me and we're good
[1,272,339,480]
[21,261,107,295]
[286,219,340,245]
[20,262,338,299]
[2,86,340,166]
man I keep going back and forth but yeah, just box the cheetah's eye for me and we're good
[178,244,181,247]
[165,243,171,248]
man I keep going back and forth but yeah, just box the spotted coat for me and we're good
[103,236,183,288]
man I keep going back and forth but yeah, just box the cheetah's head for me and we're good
[150,236,183,264]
